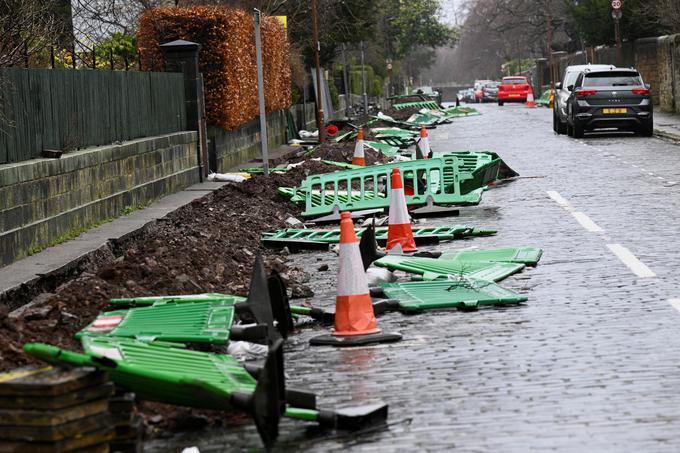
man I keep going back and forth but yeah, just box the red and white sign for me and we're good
[86,315,123,333]
[611,0,622,10]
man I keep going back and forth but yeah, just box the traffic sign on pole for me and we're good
[611,0,622,10]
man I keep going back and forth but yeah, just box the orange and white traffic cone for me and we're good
[386,168,417,253]
[352,128,366,166]
[310,212,401,346]
[526,91,536,108]
[416,127,430,159]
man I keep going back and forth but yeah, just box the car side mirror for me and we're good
[555,82,562,90]
[567,85,574,92]
[645,83,651,90]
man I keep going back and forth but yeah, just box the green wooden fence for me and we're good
[0,68,187,164]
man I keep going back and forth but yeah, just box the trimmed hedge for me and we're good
[138,7,291,131]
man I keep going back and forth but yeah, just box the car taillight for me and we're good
[632,88,650,95]
[576,89,597,98]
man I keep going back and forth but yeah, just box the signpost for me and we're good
[611,0,623,66]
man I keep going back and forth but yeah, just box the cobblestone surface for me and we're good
[147,104,680,452]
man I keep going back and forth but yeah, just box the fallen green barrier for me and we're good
[373,254,526,281]
[24,338,388,448]
[378,278,528,312]
[77,300,238,344]
[393,101,441,110]
[439,247,543,266]
[110,293,245,307]
[440,106,481,117]
[262,225,496,249]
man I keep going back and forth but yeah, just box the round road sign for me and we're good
[611,0,622,10]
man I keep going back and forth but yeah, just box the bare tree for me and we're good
[0,0,67,67]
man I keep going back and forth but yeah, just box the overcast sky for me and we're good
[441,0,464,26]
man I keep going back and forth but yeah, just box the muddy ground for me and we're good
[0,160,338,434]
[295,140,390,166]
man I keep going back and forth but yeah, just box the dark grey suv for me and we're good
[565,67,653,138]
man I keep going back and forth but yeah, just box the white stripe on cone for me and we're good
[337,243,370,297]
[388,187,411,225]
[420,135,430,157]
[354,139,365,159]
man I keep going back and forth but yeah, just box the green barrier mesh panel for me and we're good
[380,278,528,312]
[373,254,526,282]
[77,301,236,344]
[439,247,543,266]
[109,293,245,307]
[393,101,441,110]
[25,337,256,411]
[295,157,485,217]
[262,225,477,245]
[364,141,399,157]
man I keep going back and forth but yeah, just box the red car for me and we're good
[497,76,532,105]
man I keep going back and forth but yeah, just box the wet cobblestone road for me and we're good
[148,104,680,452]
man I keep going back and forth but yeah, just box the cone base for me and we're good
[310,332,402,347]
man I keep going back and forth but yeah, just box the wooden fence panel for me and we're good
[0,68,186,164]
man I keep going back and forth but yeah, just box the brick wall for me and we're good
[0,132,199,266]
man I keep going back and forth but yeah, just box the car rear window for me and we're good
[503,78,526,84]
[583,72,642,87]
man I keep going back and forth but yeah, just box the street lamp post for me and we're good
[611,0,623,66]
[311,0,325,141]
[360,41,368,114]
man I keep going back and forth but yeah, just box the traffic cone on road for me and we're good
[386,168,417,253]
[310,212,402,346]
[416,127,430,159]
[352,128,366,166]
[526,91,536,108]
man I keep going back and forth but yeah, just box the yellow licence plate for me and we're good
[603,108,627,114]
[509,94,520,97]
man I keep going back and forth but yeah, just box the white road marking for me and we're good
[607,244,656,278]
[668,181,678,185]
[669,299,680,313]
[546,191,573,210]
[572,212,604,233]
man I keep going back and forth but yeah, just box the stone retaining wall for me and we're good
[0,131,199,266]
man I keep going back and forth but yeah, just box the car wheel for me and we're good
[498,101,504,106]
[553,111,561,134]
[566,122,573,137]
[639,121,653,137]
[573,122,584,138]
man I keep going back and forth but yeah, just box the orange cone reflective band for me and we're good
[386,169,417,253]
[352,128,366,166]
[333,212,380,336]
[419,127,430,159]
[526,91,536,108]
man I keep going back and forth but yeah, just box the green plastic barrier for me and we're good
[262,225,484,245]
[76,300,236,344]
[393,101,441,110]
[536,89,553,107]
[373,254,526,281]
[440,106,481,117]
[110,293,245,307]
[379,278,528,312]
[364,141,400,157]
[439,247,543,266]
[295,156,486,217]
[24,337,388,448]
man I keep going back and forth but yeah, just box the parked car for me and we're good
[482,81,500,102]
[564,67,653,138]
[473,80,493,103]
[458,88,476,103]
[553,64,612,134]
[497,76,532,105]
